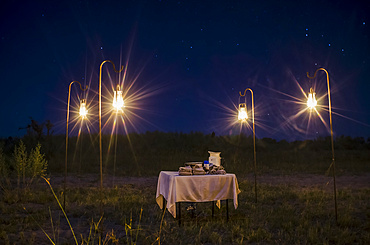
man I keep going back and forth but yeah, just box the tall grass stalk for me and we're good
[155,206,167,245]
[48,207,61,244]
[124,209,143,245]
[80,217,103,245]
[136,208,143,243]
[42,176,78,245]
[23,206,55,244]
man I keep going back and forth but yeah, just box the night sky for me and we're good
[1,0,369,140]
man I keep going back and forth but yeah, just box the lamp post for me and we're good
[238,88,257,203]
[65,81,88,210]
[98,60,124,215]
[306,67,338,222]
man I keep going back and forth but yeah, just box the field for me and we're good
[0,133,369,244]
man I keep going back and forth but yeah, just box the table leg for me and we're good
[177,202,181,226]
[226,199,229,222]
[162,199,167,216]
[212,201,215,218]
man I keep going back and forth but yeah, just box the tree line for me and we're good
[0,118,369,177]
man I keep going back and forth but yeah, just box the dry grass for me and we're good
[0,173,369,244]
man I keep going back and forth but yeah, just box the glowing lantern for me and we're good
[307,87,317,109]
[79,99,88,118]
[113,84,124,112]
[238,103,248,121]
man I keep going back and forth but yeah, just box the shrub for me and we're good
[28,143,48,183]
[12,140,48,188]
[14,140,28,188]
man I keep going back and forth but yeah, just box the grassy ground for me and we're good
[0,173,369,244]
[1,134,368,243]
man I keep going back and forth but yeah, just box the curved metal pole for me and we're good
[113,124,118,187]
[98,60,124,216]
[239,88,257,203]
[65,81,88,211]
[307,68,337,223]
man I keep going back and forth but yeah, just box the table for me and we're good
[156,171,241,221]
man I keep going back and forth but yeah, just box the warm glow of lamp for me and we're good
[307,87,317,109]
[113,84,124,112]
[238,103,248,121]
[79,99,88,118]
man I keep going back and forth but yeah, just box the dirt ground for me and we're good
[49,173,370,190]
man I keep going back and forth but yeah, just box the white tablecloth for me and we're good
[156,171,241,218]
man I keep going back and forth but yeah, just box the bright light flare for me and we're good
[79,99,88,118]
[238,103,248,121]
[113,85,124,112]
[307,88,317,110]
[255,71,325,137]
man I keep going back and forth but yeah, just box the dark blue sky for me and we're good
[1,0,369,140]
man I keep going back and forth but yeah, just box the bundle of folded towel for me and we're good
[209,165,226,175]
[179,163,225,175]
[193,166,206,175]
[179,166,192,175]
